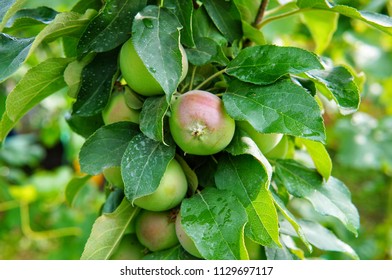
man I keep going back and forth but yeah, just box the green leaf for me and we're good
[3,7,58,37]
[234,0,260,24]
[185,37,229,66]
[0,0,25,31]
[0,33,33,82]
[202,0,243,43]
[143,245,197,260]
[165,0,195,47]
[72,48,119,117]
[81,198,140,260]
[225,129,273,182]
[72,0,103,14]
[223,79,326,143]
[272,192,312,252]
[242,20,266,45]
[65,174,92,207]
[300,10,338,54]
[77,0,146,54]
[192,6,227,46]
[297,0,392,35]
[297,138,332,180]
[306,65,360,114]
[139,96,169,142]
[27,9,97,59]
[64,53,95,99]
[274,160,360,235]
[280,219,359,259]
[121,133,176,203]
[79,122,140,175]
[65,112,104,139]
[215,154,280,247]
[226,45,323,85]
[0,57,71,141]
[132,5,182,102]
[180,188,248,260]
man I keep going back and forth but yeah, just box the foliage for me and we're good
[1,0,391,260]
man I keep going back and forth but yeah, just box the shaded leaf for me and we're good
[226,45,323,85]
[0,0,25,31]
[223,79,326,143]
[165,0,195,47]
[143,245,197,260]
[180,188,248,260]
[81,198,139,260]
[185,36,229,66]
[79,122,140,175]
[72,48,119,117]
[139,96,169,142]
[0,33,33,82]
[202,0,243,43]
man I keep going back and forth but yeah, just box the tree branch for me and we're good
[253,0,270,28]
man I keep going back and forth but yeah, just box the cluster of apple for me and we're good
[102,38,288,258]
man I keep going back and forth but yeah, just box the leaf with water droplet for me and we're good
[180,188,248,260]
[223,79,326,143]
[77,0,147,54]
[79,122,140,175]
[306,65,360,114]
[72,48,119,117]
[121,133,176,202]
[132,6,183,103]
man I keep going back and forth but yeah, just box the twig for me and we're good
[253,0,270,28]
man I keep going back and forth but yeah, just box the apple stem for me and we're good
[194,68,227,91]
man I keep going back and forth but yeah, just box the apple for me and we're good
[135,210,179,252]
[103,166,124,188]
[133,158,188,211]
[237,121,283,154]
[264,135,289,159]
[110,233,145,260]
[119,38,188,96]
[102,92,140,125]
[175,212,202,258]
[169,90,235,155]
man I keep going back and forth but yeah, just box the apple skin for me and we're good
[135,210,179,252]
[175,212,202,258]
[133,159,188,212]
[103,166,124,188]
[264,135,289,159]
[169,90,235,155]
[110,234,145,260]
[102,93,140,125]
[237,121,283,154]
[119,38,188,96]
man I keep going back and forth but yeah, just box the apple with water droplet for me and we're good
[133,158,188,211]
[119,38,188,96]
[169,90,235,155]
[135,210,179,252]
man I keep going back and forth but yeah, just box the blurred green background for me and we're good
[0,0,391,259]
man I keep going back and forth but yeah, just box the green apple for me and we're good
[175,212,202,258]
[237,121,283,154]
[133,159,188,211]
[135,210,179,252]
[119,38,188,96]
[103,166,124,188]
[102,92,140,125]
[169,90,235,155]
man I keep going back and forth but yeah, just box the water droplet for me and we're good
[142,18,154,29]
[148,67,156,73]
